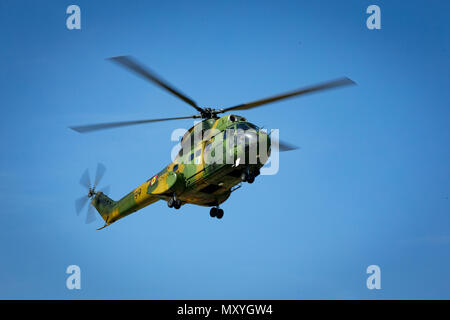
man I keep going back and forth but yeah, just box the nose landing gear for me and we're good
[241,172,255,184]
[241,167,259,184]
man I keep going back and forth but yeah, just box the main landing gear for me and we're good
[210,207,224,219]
[167,194,181,210]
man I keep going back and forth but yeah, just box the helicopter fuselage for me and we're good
[91,114,271,227]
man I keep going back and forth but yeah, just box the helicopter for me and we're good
[71,56,355,230]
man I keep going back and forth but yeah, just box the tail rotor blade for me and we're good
[75,196,89,216]
[77,165,108,226]
[86,204,97,224]
[94,163,106,187]
[80,169,91,189]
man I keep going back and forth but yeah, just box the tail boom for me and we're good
[91,180,160,227]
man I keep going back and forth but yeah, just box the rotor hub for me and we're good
[88,188,96,198]
[200,107,220,119]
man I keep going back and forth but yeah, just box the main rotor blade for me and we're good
[86,205,96,224]
[99,185,110,196]
[108,56,204,113]
[79,169,91,189]
[273,140,299,152]
[69,115,197,133]
[221,77,356,113]
[94,163,106,187]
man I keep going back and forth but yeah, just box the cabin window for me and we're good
[205,142,212,152]
[173,164,178,172]
[194,149,202,164]
[189,153,194,161]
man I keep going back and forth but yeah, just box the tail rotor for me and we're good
[75,163,110,224]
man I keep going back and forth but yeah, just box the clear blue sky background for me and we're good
[0,0,449,299]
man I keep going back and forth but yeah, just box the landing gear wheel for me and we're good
[216,209,224,219]
[167,197,174,208]
[241,168,255,184]
[173,199,181,209]
[210,207,217,218]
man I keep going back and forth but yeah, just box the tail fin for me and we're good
[91,192,117,226]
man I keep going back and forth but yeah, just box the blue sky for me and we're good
[0,0,449,299]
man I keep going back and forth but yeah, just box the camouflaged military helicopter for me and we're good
[71,56,355,229]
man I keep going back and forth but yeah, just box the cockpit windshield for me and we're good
[236,122,259,131]
[236,123,250,131]
[247,123,260,131]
